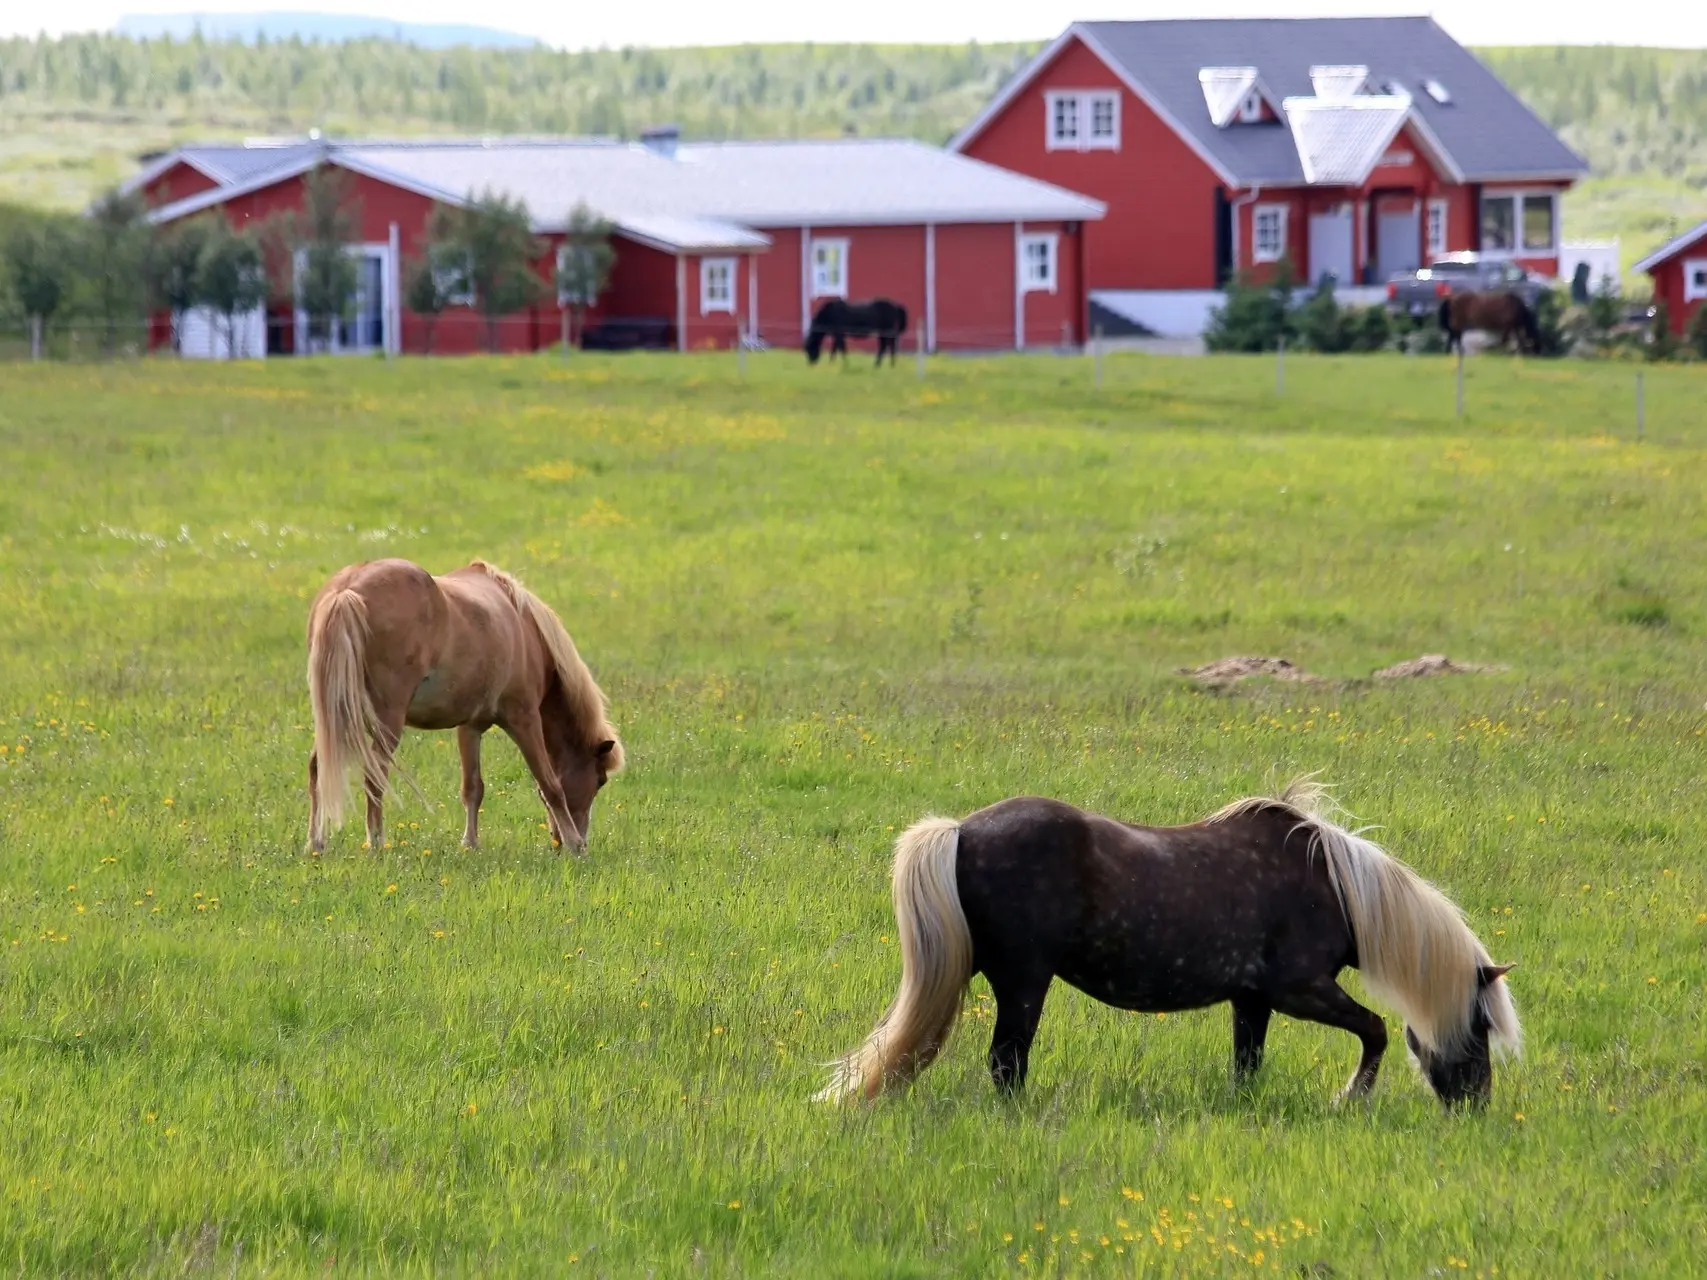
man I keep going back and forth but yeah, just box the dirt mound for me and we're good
[1180,656,1320,685]
[1371,654,1503,679]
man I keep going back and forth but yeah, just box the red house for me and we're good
[132,131,1104,356]
[1634,219,1707,337]
[952,18,1588,336]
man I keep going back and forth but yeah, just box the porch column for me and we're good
[675,254,687,353]
[387,221,401,356]
[1013,221,1025,350]
[747,253,759,345]
[799,225,812,343]
[924,222,937,354]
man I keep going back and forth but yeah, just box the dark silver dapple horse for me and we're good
[805,298,908,366]
[1440,291,1539,354]
[821,779,1519,1109]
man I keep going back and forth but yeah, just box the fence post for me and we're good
[30,314,42,362]
[1636,369,1645,441]
[915,325,925,378]
[1094,324,1104,389]
[1275,335,1285,395]
[1455,346,1465,419]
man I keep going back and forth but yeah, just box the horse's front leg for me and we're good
[1232,996,1272,1081]
[503,708,583,854]
[457,724,485,849]
[1272,978,1387,1103]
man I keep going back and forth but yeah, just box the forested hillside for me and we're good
[2,34,1703,270]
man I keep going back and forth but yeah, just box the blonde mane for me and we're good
[1208,777,1519,1060]
[474,562,624,772]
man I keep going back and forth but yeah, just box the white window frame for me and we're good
[810,237,849,299]
[1252,204,1288,265]
[1045,89,1119,152]
[1426,198,1449,259]
[699,256,736,314]
[1684,257,1707,304]
[1480,189,1559,258]
[1018,232,1059,294]
[1236,91,1263,124]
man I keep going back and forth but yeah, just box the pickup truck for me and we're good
[1385,254,1548,319]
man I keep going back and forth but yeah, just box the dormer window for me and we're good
[1046,90,1120,151]
[1236,92,1263,123]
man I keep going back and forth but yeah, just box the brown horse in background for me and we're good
[1439,291,1539,354]
[305,559,622,855]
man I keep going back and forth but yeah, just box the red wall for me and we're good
[960,36,1223,291]
[935,223,1018,349]
[1648,232,1707,335]
[141,161,221,210]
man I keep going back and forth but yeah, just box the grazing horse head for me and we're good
[804,326,827,364]
[1404,963,1517,1107]
[552,734,621,850]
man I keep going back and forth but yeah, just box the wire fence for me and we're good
[0,313,1692,442]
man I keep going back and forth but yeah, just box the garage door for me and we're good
[177,306,267,360]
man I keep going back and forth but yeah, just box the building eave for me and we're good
[1633,218,1707,275]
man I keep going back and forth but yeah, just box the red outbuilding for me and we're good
[951,18,1589,336]
[1634,219,1707,337]
[132,131,1104,357]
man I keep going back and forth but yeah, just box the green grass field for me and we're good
[2,351,1704,1276]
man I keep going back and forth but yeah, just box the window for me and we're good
[434,254,474,306]
[1019,233,1058,293]
[1521,194,1556,253]
[1426,198,1448,258]
[556,244,599,306]
[1684,258,1707,304]
[1480,192,1557,257]
[700,257,736,314]
[1252,204,1287,264]
[811,238,848,298]
[1046,90,1119,151]
[1236,92,1263,124]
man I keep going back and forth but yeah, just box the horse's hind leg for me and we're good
[985,965,1053,1094]
[457,724,485,850]
[1232,996,1272,1081]
[306,749,324,854]
[362,702,408,849]
[1271,977,1387,1103]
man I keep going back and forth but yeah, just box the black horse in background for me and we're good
[805,298,908,366]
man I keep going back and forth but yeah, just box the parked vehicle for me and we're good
[1385,254,1547,319]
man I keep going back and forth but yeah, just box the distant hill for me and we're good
[112,11,538,49]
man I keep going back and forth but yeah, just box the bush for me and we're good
[1532,287,1568,356]
[1648,301,1676,362]
[1349,303,1392,353]
[1294,286,1351,353]
[1688,304,1707,360]
[1205,258,1296,353]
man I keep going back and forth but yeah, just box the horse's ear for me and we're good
[595,739,616,758]
[1478,962,1516,986]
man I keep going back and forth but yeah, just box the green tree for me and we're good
[149,216,214,354]
[402,217,465,355]
[193,217,267,358]
[555,201,616,349]
[275,164,361,352]
[1205,258,1296,354]
[2,215,77,359]
[437,190,544,352]
[1688,303,1707,361]
[1647,301,1676,362]
[83,188,153,353]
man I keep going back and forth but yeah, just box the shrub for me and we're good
[1294,286,1351,353]
[1349,303,1392,353]
[1687,304,1707,361]
[1648,301,1676,362]
[1205,258,1296,353]
[1531,287,1568,356]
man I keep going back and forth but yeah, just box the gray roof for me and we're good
[1633,218,1707,275]
[1071,18,1587,185]
[142,137,1105,246]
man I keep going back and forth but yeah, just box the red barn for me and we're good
[951,18,1588,336]
[1634,219,1707,337]
[132,132,1104,356]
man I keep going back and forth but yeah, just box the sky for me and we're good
[5,0,1706,47]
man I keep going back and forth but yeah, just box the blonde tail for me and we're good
[818,818,972,1103]
[307,588,385,832]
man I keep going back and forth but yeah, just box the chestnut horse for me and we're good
[820,779,1519,1110]
[1440,291,1539,354]
[305,559,622,855]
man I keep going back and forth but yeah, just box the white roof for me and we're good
[1198,67,1260,128]
[1632,218,1707,275]
[1283,93,1412,186]
[144,137,1105,247]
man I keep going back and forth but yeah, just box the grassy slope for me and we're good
[1,352,1705,1276]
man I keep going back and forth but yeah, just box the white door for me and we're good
[177,306,267,359]
[1376,207,1421,280]
[295,246,390,355]
[1308,208,1354,289]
